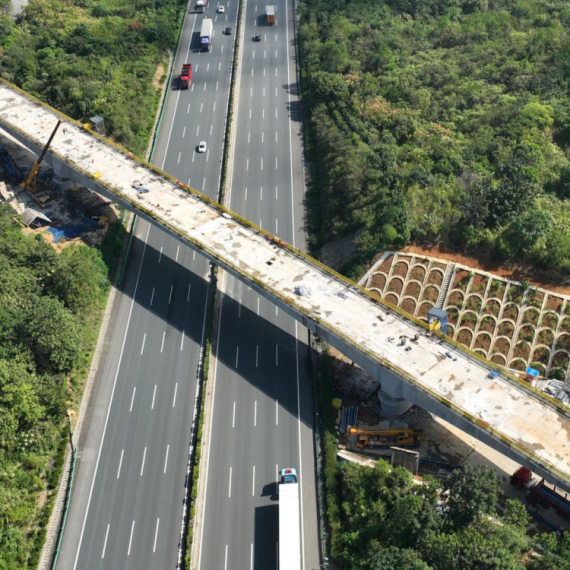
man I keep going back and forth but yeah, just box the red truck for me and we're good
[511,466,570,522]
[180,64,192,90]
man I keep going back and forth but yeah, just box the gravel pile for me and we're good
[398,405,434,428]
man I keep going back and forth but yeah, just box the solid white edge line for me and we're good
[296,322,306,569]
[73,223,151,570]
[197,283,225,570]
[285,0,296,249]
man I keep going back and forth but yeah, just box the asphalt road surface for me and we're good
[56,2,238,568]
[197,0,320,567]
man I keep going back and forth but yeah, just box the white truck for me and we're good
[279,468,301,570]
[200,19,213,51]
[196,0,207,13]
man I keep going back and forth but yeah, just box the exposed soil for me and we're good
[403,244,570,295]
[553,352,570,369]
[517,326,535,343]
[521,308,539,326]
[498,320,514,337]
[556,334,570,352]
[369,273,386,291]
[458,314,477,330]
[446,325,455,337]
[513,342,531,360]
[452,270,470,291]
[414,257,429,267]
[417,302,432,319]
[385,293,399,306]
[446,308,459,325]
[474,333,492,352]
[431,262,447,272]
[532,347,551,365]
[482,300,500,317]
[447,291,464,307]
[401,298,416,315]
[502,304,519,322]
[506,285,525,305]
[526,290,545,309]
[492,337,510,356]
[404,282,421,297]
[410,265,426,282]
[387,277,404,295]
[392,262,409,278]
[422,286,439,302]
[466,295,482,312]
[152,62,166,90]
[537,329,555,347]
[457,329,473,346]
[479,316,496,333]
[561,317,570,334]
[540,312,558,330]
[488,279,506,300]
[427,270,443,286]
[510,359,527,372]
[378,256,394,273]
[546,295,564,312]
[470,274,488,295]
[491,354,507,365]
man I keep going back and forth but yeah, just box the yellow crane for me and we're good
[20,119,62,196]
[348,427,424,449]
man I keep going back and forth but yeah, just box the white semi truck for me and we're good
[200,19,213,51]
[279,468,301,570]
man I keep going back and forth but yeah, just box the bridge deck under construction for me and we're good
[1,79,570,490]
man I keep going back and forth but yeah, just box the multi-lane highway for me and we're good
[197,0,320,567]
[56,3,238,568]
[56,0,318,567]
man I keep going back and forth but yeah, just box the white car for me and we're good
[198,141,207,153]
[217,4,224,12]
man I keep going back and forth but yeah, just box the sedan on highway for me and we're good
[224,26,232,34]
[217,4,224,12]
[198,141,207,153]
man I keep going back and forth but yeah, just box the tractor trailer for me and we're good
[279,468,301,570]
[200,19,213,51]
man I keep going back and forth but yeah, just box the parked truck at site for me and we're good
[200,19,213,51]
[511,466,570,522]
[180,64,192,89]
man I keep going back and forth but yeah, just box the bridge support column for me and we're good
[377,390,414,418]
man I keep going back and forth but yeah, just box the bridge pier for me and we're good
[377,390,414,418]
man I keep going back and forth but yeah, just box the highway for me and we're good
[197,0,320,567]
[56,3,239,568]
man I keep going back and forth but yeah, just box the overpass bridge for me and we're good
[2,78,570,492]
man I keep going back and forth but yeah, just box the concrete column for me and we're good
[377,389,414,417]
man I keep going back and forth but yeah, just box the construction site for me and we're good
[330,345,570,537]
[0,124,118,247]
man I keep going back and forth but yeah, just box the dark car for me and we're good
[253,34,261,41]
[225,26,232,34]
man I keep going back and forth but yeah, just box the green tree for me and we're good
[445,464,501,527]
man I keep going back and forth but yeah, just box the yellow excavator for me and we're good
[348,427,424,449]
[20,119,61,203]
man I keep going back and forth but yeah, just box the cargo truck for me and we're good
[266,5,275,24]
[279,468,301,570]
[200,19,213,51]
[196,0,207,12]
[511,466,570,522]
[180,64,192,89]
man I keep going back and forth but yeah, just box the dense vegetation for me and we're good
[300,0,570,278]
[328,457,570,570]
[0,204,119,569]
[0,0,183,155]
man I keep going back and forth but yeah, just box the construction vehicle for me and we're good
[511,466,570,522]
[348,427,424,449]
[20,119,61,195]
[180,64,192,89]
